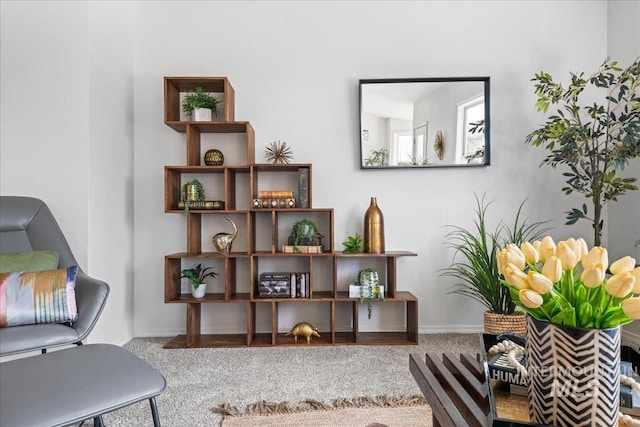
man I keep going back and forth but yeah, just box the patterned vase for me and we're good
[525,316,620,427]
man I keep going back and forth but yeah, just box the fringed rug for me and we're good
[213,394,432,427]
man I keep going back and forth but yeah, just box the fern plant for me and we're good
[182,87,220,116]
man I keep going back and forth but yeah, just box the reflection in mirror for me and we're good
[359,77,490,168]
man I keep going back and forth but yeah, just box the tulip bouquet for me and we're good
[497,236,640,329]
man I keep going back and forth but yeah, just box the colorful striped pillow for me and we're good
[0,266,78,327]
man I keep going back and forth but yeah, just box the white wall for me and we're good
[0,1,135,345]
[607,0,640,345]
[2,1,637,342]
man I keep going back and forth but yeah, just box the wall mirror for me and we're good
[359,77,490,169]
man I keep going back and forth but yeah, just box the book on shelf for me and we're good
[298,167,309,208]
[252,198,296,209]
[259,190,294,199]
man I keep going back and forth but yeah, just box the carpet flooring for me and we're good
[94,334,479,426]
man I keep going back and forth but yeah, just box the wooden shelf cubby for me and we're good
[163,76,419,348]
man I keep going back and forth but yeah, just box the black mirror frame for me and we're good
[359,76,491,169]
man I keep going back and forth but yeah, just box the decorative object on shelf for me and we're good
[287,219,323,253]
[433,130,444,160]
[498,236,640,427]
[440,194,550,335]
[363,197,384,254]
[211,217,238,255]
[182,87,220,121]
[342,233,362,253]
[356,268,384,319]
[525,57,640,246]
[204,149,224,166]
[265,140,293,164]
[363,148,389,167]
[285,321,320,343]
[298,167,310,208]
[180,263,217,299]
[252,198,296,209]
[180,179,205,214]
[177,200,225,210]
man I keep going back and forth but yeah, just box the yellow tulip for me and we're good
[504,246,526,271]
[610,256,637,275]
[503,264,530,290]
[519,289,543,308]
[622,297,640,320]
[528,271,553,294]
[521,241,540,264]
[532,240,542,254]
[582,246,609,271]
[539,236,556,262]
[556,242,579,270]
[581,263,605,288]
[496,249,507,275]
[631,267,640,294]
[605,272,636,298]
[575,238,589,261]
[542,256,563,282]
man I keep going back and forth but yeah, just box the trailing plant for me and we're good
[289,219,322,252]
[180,263,217,289]
[182,87,220,117]
[525,57,640,246]
[439,194,551,315]
[342,233,363,253]
[180,179,205,214]
[356,267,384,319]
[364,148,389,166]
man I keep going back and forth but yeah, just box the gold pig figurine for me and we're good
[285,322,320,343]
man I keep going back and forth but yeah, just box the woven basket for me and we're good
[483,311,526,335]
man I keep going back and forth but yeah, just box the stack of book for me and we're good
[252,190,296,209]
[258,272,311,298]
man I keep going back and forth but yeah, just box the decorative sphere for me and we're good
[204,149,224,166]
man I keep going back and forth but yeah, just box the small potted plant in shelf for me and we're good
[180,263,217,299]
[180,179,205,214]
[285,219,323,253]
[354,267,384,319]
[182,87,220,122]
[342,233,362,253]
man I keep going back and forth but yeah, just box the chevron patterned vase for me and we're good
[525,316,620,427]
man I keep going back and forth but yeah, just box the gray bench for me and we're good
[0,344,166,427]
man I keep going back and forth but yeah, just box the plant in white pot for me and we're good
[182,87,220,122]
[180,263,217,299]
[356,267,384,319]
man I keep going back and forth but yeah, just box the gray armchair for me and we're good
[0,196,110,356]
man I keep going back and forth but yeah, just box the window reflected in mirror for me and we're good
[359,77,490,168]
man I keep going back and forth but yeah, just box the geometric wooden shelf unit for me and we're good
[163,76,419,348]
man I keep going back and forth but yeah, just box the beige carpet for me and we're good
[216,395,432,427]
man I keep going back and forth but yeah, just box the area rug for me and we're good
[214,394,432,427]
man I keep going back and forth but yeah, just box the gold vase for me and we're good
[364,197,385,253]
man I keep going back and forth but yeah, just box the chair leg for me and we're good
[150,397,161,426]
[94,416,105,427]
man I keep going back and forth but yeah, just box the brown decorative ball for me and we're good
[204,149,224,166]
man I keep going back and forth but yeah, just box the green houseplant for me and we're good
[525,57,640,246]
[440,194,550,334]
[341,233,362,253]
[182,87,220,120]
[356,267,384,319]
[180,179,205,214]
[364,148,389,166]
[180,263,217,298]
[288,219,322,252]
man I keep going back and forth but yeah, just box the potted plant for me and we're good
[525,57,640,246]
[288,219,322,252]
[364,148,389,166]
[342,233,362,253]
[180,263,217,299]
[356,267,384,319]
[180,179,205,214]
[182,87,220,121]
[440,194,550,334]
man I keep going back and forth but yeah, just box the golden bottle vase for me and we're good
[364,197,385,253]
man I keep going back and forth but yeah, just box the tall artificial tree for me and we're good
[526,57,640,246]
